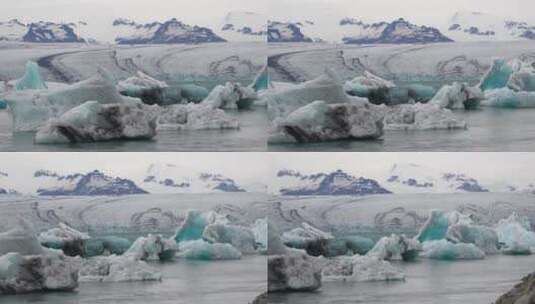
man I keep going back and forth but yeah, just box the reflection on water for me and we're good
[1,255,266,304]
[0,108,268,152]
[270,108,535,151]
[269,255,535,304]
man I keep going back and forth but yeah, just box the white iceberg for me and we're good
[203,82,257,110]
[268,249,322,292]
[15,61,48,91]
[117,71,168,93]
[429,82,483,109]
[343,71,396,103]
[5,68,135,132]
[117,71,181,105]
[202,223,257,254]
[176,239,242,260]
[38,223,90,257]
[252,218,268,253]
[321,255,405,282]
[35,100,157,144]
[156,103,239,131]
[495,213,535,254]
[446,222,499,254]
[79,255,162,282]
[420,239,485,260]
[268,100,384,144]
[482,88,535,108]
[383,103,467,131]
[367,234,421,261]
[281,222,334,248]
[124,234,177,261]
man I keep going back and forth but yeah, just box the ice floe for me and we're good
[156,103,239,131]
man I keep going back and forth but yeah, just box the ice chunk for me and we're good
[0,250,78,294]
[84,236,132,257]
[38,223,90,257]
[117,71,168,93]
[250,64,270,92]
[446,223,499,254]
[420,239,485,260]
[177,239,242,260]
[339,235,375,255]
[202,223,257,254]
[495,213,535,254]
[266,69,351,121]
[173,210,209,242]
[367,234,421,261]
[0,219,43,256]
[124,234,177,261]
[482,88,535,108]
[179,84,209,103]
[406,84,437,103]
[268,249,322,292]
[252,218,268,253]
[384,103,467,131]
[321,255,405,282]
[429,82,483,109]
[268,100,384,144]
[156,103,239,131]
[35,100,157,144]
[5,68,133,132]
[117,71,181,105]
[203,82,257,110]
[416,210,451,242]
[79,255,162,282]
[508,57,535,92]
[344,71,395,98]
[479,59,513,91]
[281,223,334,248]
[15,61,48,91]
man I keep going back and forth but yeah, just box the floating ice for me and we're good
[117,71,181,105]
[383,103,467,131]
[268,221,287,255]
[446,222,499,254]
[268,249,322,292]
[367,234,421,261]
[321,255,405,282]
[85,236,132,257]
[35,100,158,144]
[177,239,242,260]
[482,88,535,108]
[79,255,162,282]
[38,223,90,257]
[339,235,375,255]
[416,210,451,242]
[495,213,535,254]
[429,82,483,109]
[252,218,268,253]
[266,69,351,121]
[173,210,209,243]
[117,71,168,93]
[5,68,133,132]
[179,84,209,103]
[508,57,535,92]
[479,59,513,91]
[203,82,257,110]
[268,100,385,144]
[202,223,256,254]
[420,239,485,260]
[15,61,48,91]
[124,234,177,261]
[250,64,270,92]
[281,223,334,248]
[156,103,239,131]
[344,71,395,101]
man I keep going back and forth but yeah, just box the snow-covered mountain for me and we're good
[34,170,147,196]
[342,18,453,44]
[0,171,19,195]
[268,21,314,42]
[274,169,392,196]
[446,11,535,41]
[140,163,248,193]
[113,18,226,44]
[219,11,267,42]
[0,20,85,43]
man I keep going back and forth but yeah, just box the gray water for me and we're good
[0,255,266,304]
[269,108,535,152]
[0,109,268,151]
[269,255,535,304]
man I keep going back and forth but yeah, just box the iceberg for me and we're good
[35,100,157,144]
[173,210,209,243]
[495,213,535,254]
[266,69,351,121]
[124,234,177,261]
[5,68,134,132]
[344,71,396,104]
[479,57,535,93]
[15,61,48,91]
[252,218,268,253]
[479,59,514,91]
[482,88,535,108]
[383,103,467,130]
[179,84,209,103]
[177,239,242,260]
[339,235,375,255]
[250,64,270,92]
[0,219,44,256]
[203,82,257,110]
[268,249,322,292]
[416,210,451,242]
[446,223,499,254]
[429,82,483,109]
[367,234,421,261]
[84,236,132,257]
[117,71,181,105]
[38,223,90,257]
[420,239,485,260]
[281,223,334,256]
[202,223,256,254]
[156,103,239,131]
[268,100,384,144]
[268,221,287,255]
[321,255,405,282]
[79,255,162,282]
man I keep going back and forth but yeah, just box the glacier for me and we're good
[34,100,158,144]
[15,61,48,91]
